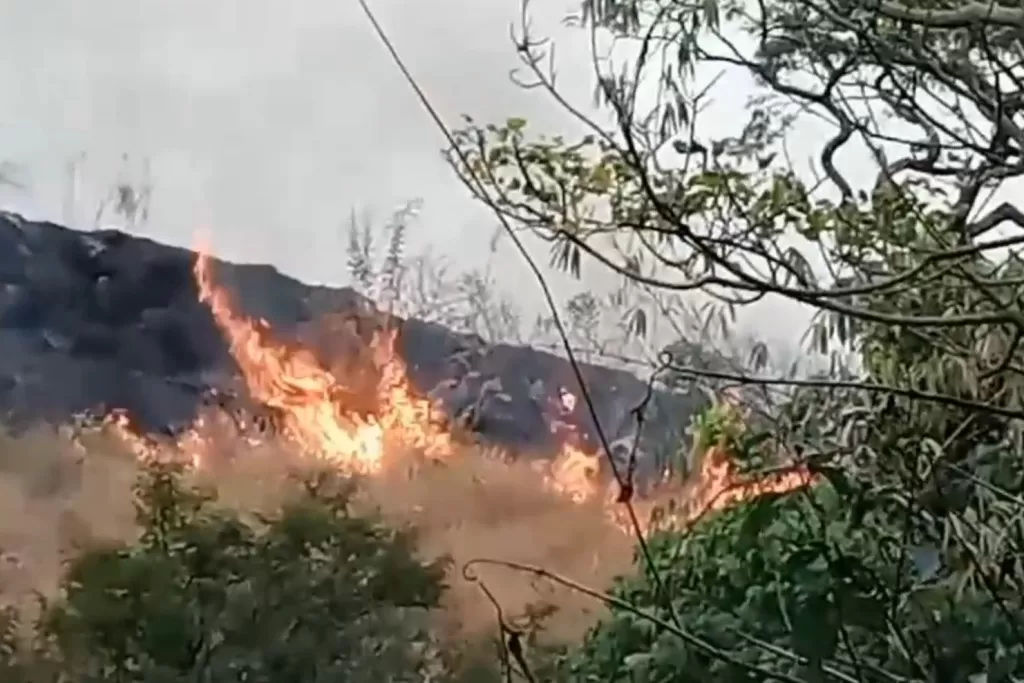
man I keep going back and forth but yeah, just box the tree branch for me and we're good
[875,1,1024,29]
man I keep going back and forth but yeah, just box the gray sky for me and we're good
[0,0,818,354]
[0,0,596,276]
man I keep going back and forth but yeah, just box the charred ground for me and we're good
[0,211,698,476]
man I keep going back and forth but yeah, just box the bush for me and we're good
[560,479,1024,683]
[2,461,450,683]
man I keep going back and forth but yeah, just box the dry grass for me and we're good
[0,426,139,617]
[0,420,650,645]
[364,452,636,642]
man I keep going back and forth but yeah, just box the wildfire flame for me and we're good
[678,445,814,526]
[193,250,458,474]
[99,409,218,470]
[97,245,814,536]
[545,442,603,505]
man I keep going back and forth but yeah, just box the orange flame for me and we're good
[544,442,603,504]
[96,244,814,538]
[678,445,814,526]
[192,250,461,474]
[99,409,210,469]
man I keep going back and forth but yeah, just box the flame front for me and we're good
[194,253,388,472]
[99,245,815,536]
[192,250,463,474]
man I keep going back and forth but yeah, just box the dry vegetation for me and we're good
[0,418,638,645]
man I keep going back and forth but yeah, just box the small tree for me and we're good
[6,461,449,683]
[433,0,1024,677]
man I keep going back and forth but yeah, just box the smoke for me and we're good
[0,421,641,644]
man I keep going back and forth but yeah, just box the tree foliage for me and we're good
[564,481,1024,683]
[1,462,449,683]
[11,0,1024,677]
[439,0,1024,679]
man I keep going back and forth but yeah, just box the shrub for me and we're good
[5,461,449,683]
[560,479,1024,682]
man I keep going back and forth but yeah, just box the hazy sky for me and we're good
[0,0,819,351]
[0,0,599,276]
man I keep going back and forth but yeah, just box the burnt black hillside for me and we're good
[0,211,700,476]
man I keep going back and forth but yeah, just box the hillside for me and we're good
[0,211,696,478]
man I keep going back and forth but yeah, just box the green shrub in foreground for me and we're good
[560,481,1024,683]
[4,461,449,683]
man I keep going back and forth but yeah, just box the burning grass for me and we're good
[0,422,637,644]
[0,246,814,651]
[0,421,813,650]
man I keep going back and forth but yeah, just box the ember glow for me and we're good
[99,245,814,534]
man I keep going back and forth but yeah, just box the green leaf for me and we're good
[790,596,839,664]
[738,492,785,544]
[507,116,527,132]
